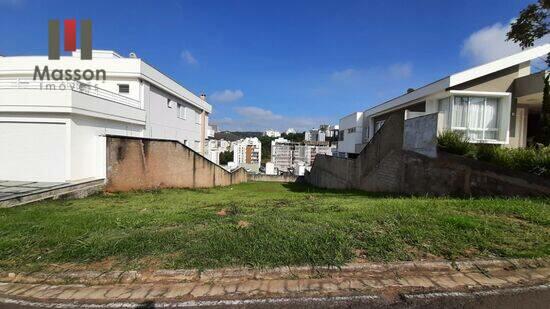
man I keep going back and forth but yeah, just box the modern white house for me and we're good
[0,50,212,182]
[337,44,550,158]
[337,112,363,157]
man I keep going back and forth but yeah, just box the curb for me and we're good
[0,258,547,285]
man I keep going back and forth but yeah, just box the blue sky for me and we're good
[0,0,542,131]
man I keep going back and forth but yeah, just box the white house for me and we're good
[337,44,550,157]
[0,50,212,182]
[337,112,363,158]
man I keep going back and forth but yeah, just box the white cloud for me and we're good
[330,63,412,83]
[461,21,550,64]
[180,50,198,65]
[388,63,412,79]
[213,106,329,131]
[331,68,357,81]
[210,89,244,103]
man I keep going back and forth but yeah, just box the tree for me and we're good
[219,151,233,165]
[507,0,550,145]
[281,132,305,142]
[258,136,276,163]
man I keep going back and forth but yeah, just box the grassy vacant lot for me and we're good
[0,182,549,272]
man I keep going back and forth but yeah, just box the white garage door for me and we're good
[0,122,67,182]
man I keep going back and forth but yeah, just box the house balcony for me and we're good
[0,80,146,125]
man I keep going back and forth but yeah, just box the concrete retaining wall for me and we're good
[106,136,247,192]
[403,113,438,158]
[305,112,550,197]
[247,174,298,183]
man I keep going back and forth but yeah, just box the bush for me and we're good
[437,130,475,156]
[437,131,550,177]
[477,146,550,177]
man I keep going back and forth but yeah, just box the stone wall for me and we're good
[106,136,247,192]
[305,111,550,197]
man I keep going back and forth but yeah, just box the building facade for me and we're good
[270,138,333,174]
[232,137,261,172]
[0,50,211,182]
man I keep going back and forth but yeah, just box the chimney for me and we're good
[200,93,207,101]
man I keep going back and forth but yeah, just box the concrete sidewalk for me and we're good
[0,259,548,307]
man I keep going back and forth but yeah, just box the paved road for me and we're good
[1,285,549,309]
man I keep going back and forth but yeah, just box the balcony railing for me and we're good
[0,79,141,108]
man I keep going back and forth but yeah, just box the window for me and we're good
[178,104,187,119]
[347,127,356,133]
[166,98,172,108]
[118,84,129,93]
[438,97,451,127]
[338,130,344,141]
[438,96,500,141]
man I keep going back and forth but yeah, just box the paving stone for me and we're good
[206,284,226,297]
[380,278,402,287]
[432,275,460,289]
[348,279,365,290]
[104,287,133,299]
[128,285,153,299]
[163,283,196,298]
[360,279,383,289]
[399,276,435,288]
[465,273,508,286]
[267,280,286,294]
[56,289,79,300]
[236,280,261,293]
[190,284,211,297]
[84,287,111,300]
[449,273,478,286]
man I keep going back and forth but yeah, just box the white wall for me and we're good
[337,112,363,155]
[146,85,203,152]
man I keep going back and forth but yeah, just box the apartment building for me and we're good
[305,124,339,142]
[337,45,550,158]
[232,137,261,172]
[294,142,334,167]
[271,138,297,173]
[263,129,281,138]
[270,138,333,174]
[0,50,211,182]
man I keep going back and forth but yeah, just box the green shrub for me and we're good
[478,146,550,177]
[437,130,475,156]
[437,131,550,177]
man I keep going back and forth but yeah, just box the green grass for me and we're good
[0,182,549,272]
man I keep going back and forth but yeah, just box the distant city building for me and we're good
[265,162,277,175]
[285,128,296,134]
[270,138,333,175]
[304,124,339,143]
[233,137,262,172]
[271,138,296,173]
[263,129,281,138]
